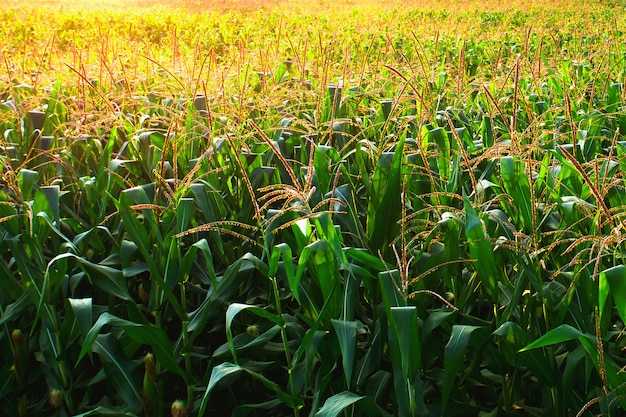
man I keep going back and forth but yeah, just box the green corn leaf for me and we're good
[198,362,302,417]
[313,145,341,195]
[366,136,405,259]
[577,335,626,408]
[115,192,184,317]
[562,345,587,403]
[387,306,425,416]
[345,248,387,271]
[390,307,421,380]
[331,319,358,387]
[314,212,349,268]
[293,244,313,306]
[72,406,138,416]
[330,184,366,244]
[599,265,626,326]
[480,116,494,148]
[92,333,143,411]
[48,253,132,301]
[213,325,282,358]
[225,303,285,364]
[36,212,78,251]
[521,325,626,408]
[162,239,180,305]
[0,293,31,327]
[116,188,153,248]
[428,127,451,182]
[492,322,556,386]
[291,216,313,254]
[355,327,382,387]
[232,399,284,416]
[39,185,60,223]
[291,292,337,365]
[269,243,297,301]
[188,254,261,335]
[17,169,38,202]
[198,361,243,417]
[77,312,184,379]
[179,238,217,286]
[366,369,392,404]
[307,239,341,317]
[442,325,483,414]
[176,197,194,234]
[463,194,499,300]
[519,324,584,352]
[315,390,391,417]
[68,298,93,340]
[315,391,364,417]
[500,156,533,233]
[379,269,405,312]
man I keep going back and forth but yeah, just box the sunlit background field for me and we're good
[0,0,599,11]
[3,0,626,416]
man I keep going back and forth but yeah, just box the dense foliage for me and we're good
[2,1,626,416]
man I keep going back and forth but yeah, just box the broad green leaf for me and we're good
[69,298,93,340]
[92,333,142,411]
[366,136,405,259]
[390,307,420,380]
[232,399,284,416]
[577,333,626,408]
[345,247,388,271]
[305,239,342,319]
[427,126,451,182]
[48,253,132,301]
[379,269,405,311]
[291,292,337,366]
[188,255,260,335]
[179,238,217,286]
[599,265,626,326]
[176,197,194,234]
[387,306,425,416]
[331,319,358,386]
[213,325,282,358]
[355,327,382,387]
[36,212,78,251]
[500,156,533,233]
[72,406,137,416]
[562,345,587,404]
[314,145,341,195]
[17,169,38,201]
[463,194,499,300]
[77,312,184,379]
[225,303,285,364]
[492,321,556,386]
[39,185,60,223]
[315,391,364,417]
[198,362,302,417]
[519,324,583,352]
[269,243,297,301]
[442,325,483,414]
[366,369,392,404]
[199,362,243,416]
[0,293,30,327]
[116,191,184,317]
[315,390,392,417]
[313,212,349,268]
[161,239,180,307]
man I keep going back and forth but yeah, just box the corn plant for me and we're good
[2,1,626,416]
